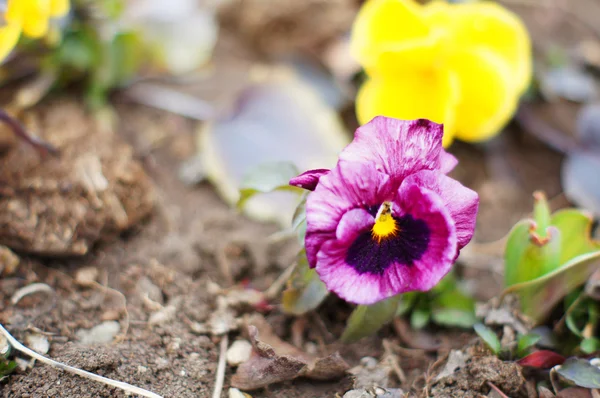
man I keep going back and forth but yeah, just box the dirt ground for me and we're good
[0,0,596,397]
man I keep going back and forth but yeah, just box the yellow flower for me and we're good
[0,0,70,61]
[351,0,532,146]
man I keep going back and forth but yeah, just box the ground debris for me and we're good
[343,387,404,398]
[0,99,154,256]
[431,355,526,398]
[348,357,394,390]
[227,339,253,366]
[76,321,121,345]
[476,296,533,336]
[0,245,19,275]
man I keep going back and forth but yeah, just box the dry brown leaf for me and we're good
[231,315,349,390]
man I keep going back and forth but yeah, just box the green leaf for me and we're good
[395,292,418,317]
[291,193,308,244]
[581,338,600,354]
[517,333,541,357]
[550,209,600,264]
[502,250,600,323]
[474,323,501,354]
[0,359,16,378]
[410,307,431,330]
[237,162,302,209]
[556,358,600,388]
[432,309,477,328]
[341,295,401,343]
[505,223,562,287]
[533,191,552,238]
[282,250,328,315]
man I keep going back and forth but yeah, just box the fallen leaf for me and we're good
[198,66,350,227]
[230,325,307,391]
[557,358,600,388]
[562,152,600,218]
[557,387,593,398]
[517,350,566,369]
[231,315,349,390]
[538,386,556,398]
[541,66,597,102]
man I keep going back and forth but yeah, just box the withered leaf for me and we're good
[231,325,307,391]
[231,315,349,390]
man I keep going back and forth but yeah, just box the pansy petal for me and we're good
[366,32,445,77]
[0,22,21,62]
[355,73,458,148]
[342,114,451,186]
[403,170,478,250]
[449,2,532,95]
[290,168,330,191]
[449,48,517,142]
[392,182,457,291]
[439,150,458,174]
[350,0,429,69]
[315,183,456,304]
[336,208,374,243]
[305,160,394,267]
[50,0,70,17]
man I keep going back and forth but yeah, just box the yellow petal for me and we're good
[435,1,532,94]
[7,0,51,38]
[350,0,430,70]
[367,31,446,77]
[356,68,459,147]
[0,22,21,62]
[448,47,518,142]
[50,0,69,17]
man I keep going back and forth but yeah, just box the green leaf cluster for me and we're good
[503,192,600,323]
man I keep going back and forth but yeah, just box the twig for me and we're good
[0,324,163,398]
[382,339,406,385]
[0,109,58,157]
[487,381,510,398]
[212,334,229,398]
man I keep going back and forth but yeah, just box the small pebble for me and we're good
[226,340,252,366]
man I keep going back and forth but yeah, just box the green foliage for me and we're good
[341,295,402,343]
[503,192,600,322]
[281,250,328,316]
[400,272,477,330]
[517,333,541,357]
[237,162,303,209]
[291,193,308,244]
[474,323,501,354]
[0,358,17,381]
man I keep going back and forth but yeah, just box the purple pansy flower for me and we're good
[290,117,478,305]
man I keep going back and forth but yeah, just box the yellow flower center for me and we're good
[372,201,399,242]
